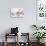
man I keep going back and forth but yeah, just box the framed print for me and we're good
[10,8,24,18]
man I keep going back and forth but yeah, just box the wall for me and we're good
[0,0,36,42]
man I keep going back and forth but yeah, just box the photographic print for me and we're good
[10,8,24,18]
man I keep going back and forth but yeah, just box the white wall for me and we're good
[0,0,36,42]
